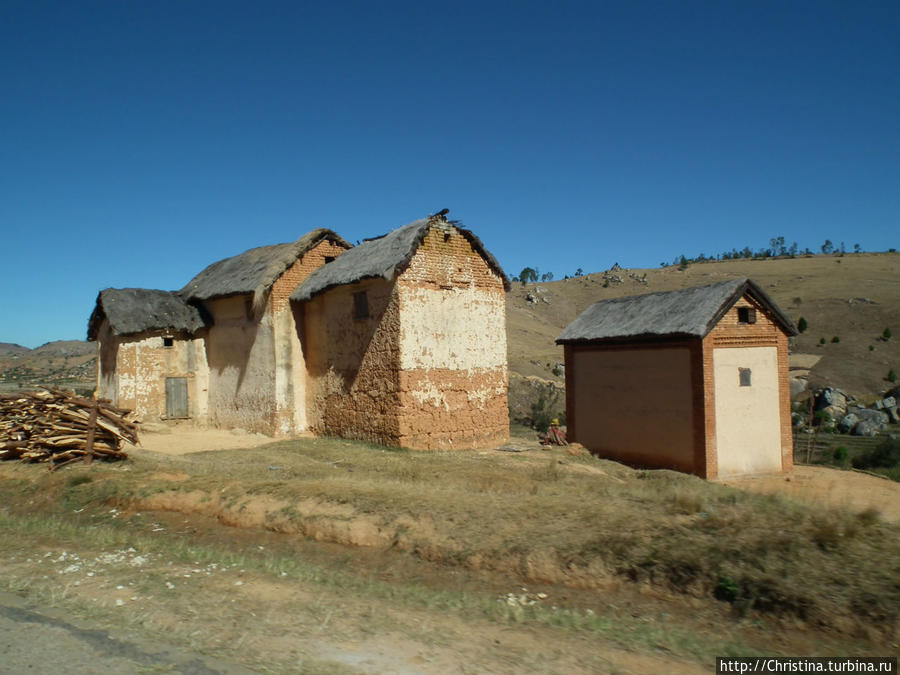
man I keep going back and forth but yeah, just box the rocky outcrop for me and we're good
[814,387,851,420]
[808,387,897,437]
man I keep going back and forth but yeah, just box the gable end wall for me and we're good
[701,293,793,477]
[394,225,508,449]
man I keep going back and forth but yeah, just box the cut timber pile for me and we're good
[0,388,137,469]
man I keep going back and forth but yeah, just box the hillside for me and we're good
[507,252,900,399]
[0,340,95,393]
[1,252,898,400]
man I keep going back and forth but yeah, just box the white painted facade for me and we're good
[713,346,782,477]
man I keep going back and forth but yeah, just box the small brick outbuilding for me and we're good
[556,278,798,478]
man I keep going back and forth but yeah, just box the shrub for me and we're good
[833,446,849,464]
[831,336,840,343]
[819,337,826,345]
[797,317,808,333]
[715,577,740,603]
[852,437,900,471]
[884,327,892,340]
[888,369,897,383]
[869,345,875,352]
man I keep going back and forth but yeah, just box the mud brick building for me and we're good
[557,279,797,478]
[87,213,510,449]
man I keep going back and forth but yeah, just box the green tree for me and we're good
[797,317,808,333]
[821,239,834,254]
[883,327,892,340]
[519,267,538,285]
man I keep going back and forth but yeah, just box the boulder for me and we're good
[882,396,896,409]
[852,420,881,437]
[888,407,900,424]
[814,387,849,418]
[789,377,808,398]
[837,413,859,434]
[849,407,890,426]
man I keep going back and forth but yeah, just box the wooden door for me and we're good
[166,377,189,419]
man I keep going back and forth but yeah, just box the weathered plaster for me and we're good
[109,333,208,422]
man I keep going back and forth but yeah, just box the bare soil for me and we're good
[127,424,280,455]
[721,465,900,523]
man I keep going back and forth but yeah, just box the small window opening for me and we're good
[353,291,369,319]
[324,256,335,264]
[737,307,757,324]
[162,337,174,348]
[739,368,752,387]
[443,231,451,242]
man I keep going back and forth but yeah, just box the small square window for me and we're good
[739,368,752,387]
[162,337,174,348]
[737,307,757,324]
[353,291,369,319]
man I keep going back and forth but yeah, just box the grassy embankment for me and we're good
[1,432,896,653]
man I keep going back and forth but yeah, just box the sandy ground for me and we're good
[126,424,284,455]
[721,465,900,523]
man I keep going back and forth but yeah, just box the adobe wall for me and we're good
[268,238,348,435]
[565,342,700,473]
[394,225,508,449]
[701,293,793,477]
[106,330,208,422]
[204,239,348,436]
[96,319,118,404]
[300,277,403,445]
[204,295,277,434]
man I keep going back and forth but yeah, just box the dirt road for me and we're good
[0,591,253,674]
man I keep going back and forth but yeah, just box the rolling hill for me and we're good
[2,252,898,402]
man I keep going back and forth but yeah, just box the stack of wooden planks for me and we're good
[0,388,137,469]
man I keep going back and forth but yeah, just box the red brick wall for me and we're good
[269,239,349,312]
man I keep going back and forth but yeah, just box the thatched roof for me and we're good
[291,215,509,302]
[180,229,350,311]
[87,288,206,341]
[556,278,798,344]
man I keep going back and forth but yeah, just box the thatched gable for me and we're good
[87,288,206,341]
[291,215,510,302]
[556,278,798,344]
[181,228,350,311]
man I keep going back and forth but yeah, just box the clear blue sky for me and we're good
[2,1,897,347]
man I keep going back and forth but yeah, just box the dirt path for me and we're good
[0,591,253,674]
[721,465,900,522]
[0,530,707,674]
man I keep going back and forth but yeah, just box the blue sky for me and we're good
[2,1,898,347]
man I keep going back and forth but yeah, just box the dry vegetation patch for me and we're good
[3,432,897,646]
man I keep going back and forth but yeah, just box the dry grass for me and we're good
[508,252,900,397]
[3,432,897,643]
